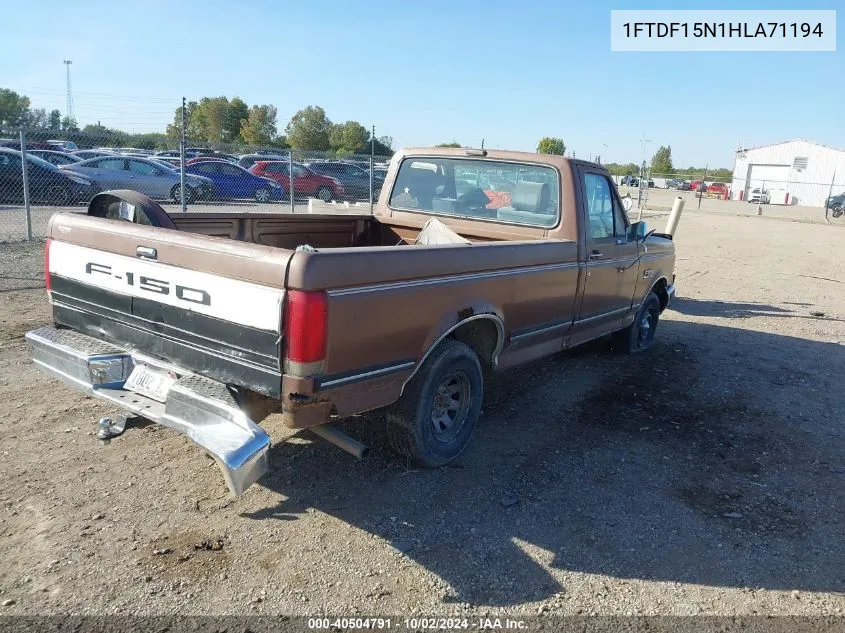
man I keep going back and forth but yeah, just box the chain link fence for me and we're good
[610,171,844,222]
[1,127,393,242]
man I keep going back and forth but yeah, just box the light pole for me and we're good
[640,134,651,175]
[63,60,74,120]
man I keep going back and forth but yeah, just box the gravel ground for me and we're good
[0,212,843,618]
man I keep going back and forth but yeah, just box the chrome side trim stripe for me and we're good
[327,261,579,297]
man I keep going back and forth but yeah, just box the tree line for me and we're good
[3,87,732,173]
[604,145,731,181]
[1,88,393,156]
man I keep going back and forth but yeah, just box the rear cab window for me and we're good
[388,157,560,228]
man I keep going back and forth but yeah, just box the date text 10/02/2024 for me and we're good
[622,22,824,38]
[306,617,528,630]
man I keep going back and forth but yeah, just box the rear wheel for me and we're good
[612,291,661,354]
[47,185,71,206]
[255,187,271,203]
[316,186,332,202]
[171,184,196,204]
[386,340,483,467]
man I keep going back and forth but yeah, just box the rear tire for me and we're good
[386,339,483,467]
[316,186,332,202]
[255,188,271,203]
[47,185,71,206]
[171,185,195,204]
[832,204,843,218]
[612,291,661,354]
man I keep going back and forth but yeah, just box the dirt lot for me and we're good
[0,212,843,617]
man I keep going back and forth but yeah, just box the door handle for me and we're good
[588,250,603,260]
[136,246,157,260]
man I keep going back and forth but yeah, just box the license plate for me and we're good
[124,365,177,403]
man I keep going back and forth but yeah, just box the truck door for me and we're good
[573,169,640,341]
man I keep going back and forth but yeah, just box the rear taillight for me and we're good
[283,290,327,372]
[44,238,52,292]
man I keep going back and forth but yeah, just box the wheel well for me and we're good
[652,278,669,312]
[449,317,502,370]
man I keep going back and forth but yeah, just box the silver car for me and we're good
[61,156,214,203]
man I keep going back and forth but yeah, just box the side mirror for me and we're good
[621,196,633,213]
[628,220,647,241]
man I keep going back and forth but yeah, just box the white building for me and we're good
[731,139,845,207]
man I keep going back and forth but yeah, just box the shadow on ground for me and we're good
[242,319,844,607]
[671,297,843,322]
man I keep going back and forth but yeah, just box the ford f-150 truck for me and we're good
[26,147,676,496]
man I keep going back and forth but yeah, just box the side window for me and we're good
[97,158,126,171]
[0,154,22,169]
[127,160,158,176]
[194,163,218,175]
[292,165,307,177]
[611,188,628,237]
[220,164,242,176]
[583,173,616,239]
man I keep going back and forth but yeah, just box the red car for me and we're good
[707,182,728,196]
[249,161,344,201]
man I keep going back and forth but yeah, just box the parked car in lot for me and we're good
[47,140,78,151]
[707,182,728,197]
[27,150,83,166]
[665,178,683,189]
[62,156,214,203]
[153,156,182,168]
[748,188,771,204]
[307,160,384,200]
[237,153,288,170]
[25,146,676,496]
[249,161,344,201]
[0,148,97,205]
[73,149,116,160]
[825,191,844,216]
[689,180,708,194]
[185,159,285,202]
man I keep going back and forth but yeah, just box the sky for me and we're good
[1,0,842,168]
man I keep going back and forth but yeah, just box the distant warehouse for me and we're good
[731,139,845,207]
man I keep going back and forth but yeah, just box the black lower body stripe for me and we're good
[50,275,282,397]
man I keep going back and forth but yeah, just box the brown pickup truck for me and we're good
[27,147,676,496]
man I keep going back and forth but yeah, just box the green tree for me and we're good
[372,135,393,156]
[650,145,673,175]
[49,109,62,131]
[329,120,369,153]
[537,137,566,155]
[435,141,462,148]
[166,101,200,140]
[60,116,79,132]
[0,88,31,126]
[223,97,249,143]
[194,97,229,143]
[285,106,332,150]
[24,108,48,128]
[240,104,278,146]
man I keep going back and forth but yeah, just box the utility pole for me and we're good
[63,60,74,120]
[640,134,651,177]
[180,97,187,213]
[369,125,375,214]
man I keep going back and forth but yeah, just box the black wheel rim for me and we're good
[637,308,657,349]
[430,370,471,443]
[49,186,69,205]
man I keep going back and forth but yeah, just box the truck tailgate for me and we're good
[46,213,293,397]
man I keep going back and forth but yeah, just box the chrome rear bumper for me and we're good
[25,326,269,496]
